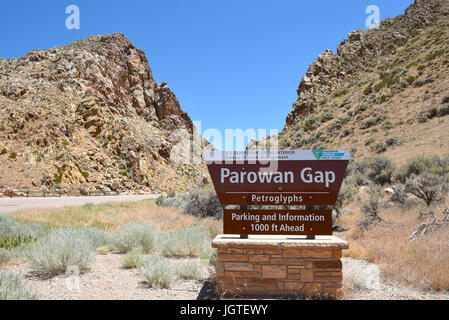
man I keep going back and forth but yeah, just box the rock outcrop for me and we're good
[286,0,443,127]
[255,0,449,164]
[0,33,208,193]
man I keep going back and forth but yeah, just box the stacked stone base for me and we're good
[212,235,348,299]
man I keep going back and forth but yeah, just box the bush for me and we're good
[358,195,383,228]
[0,271,38,300]
[121,250,145,269]
[162,226,210,258]
[139,255,174,289]
[442,96,449,104]
[8,152,17,159]
[0,214,44,250]
[167,190,176,198]
[366,157,395,185]
[418,107,438,123]
[0,248,10,266]
[394,156,433,183]
[0,148,7,155]
[405,172,448,207]
[388,186,419,209]
[363,86,373,95]
[27,227,96,275]
[77,226,115,249]
[438,104,449,117]
[335,182,358,217]
[184,189,223,219]
[113,223,159,254]
[161,188,223,219]
[175,261,202,280]
[372,142,388,154]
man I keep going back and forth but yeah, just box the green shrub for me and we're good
[155,195,164,206]
[8,152,17,159]
[167,190,176,198]
[417,65,426,71]
[0,214,45,249]
[385,138,398,147]
[0,235,36,250]
[77,226,115,249]
[0,271,38,300]
[162,226,210,258]
[81,171,89,179]
[334,88,349,97]
[366,157,395,185]
[372,141,388,154]
[364,138,375,146]
[438,104,449,117]
[121,250,145,269]
[27,227,96,275]
[441,96,449,104]
[358,194,383,228]
[354,104,368,114]
[113,223,159,254]
[406,76,416,85]
[139,255,174,289]
[162,188,223,219]
[0,148,7,155]
[303,115,318,132]
[394,156,433,183]
[175,261,202,280]
[363,86,373,95]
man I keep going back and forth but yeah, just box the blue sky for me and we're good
[0,0,413,149]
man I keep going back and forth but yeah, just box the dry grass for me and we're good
[338,202,449,291]
[8,199,222,236]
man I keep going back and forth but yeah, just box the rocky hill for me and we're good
[254,0,449,165]
[0,33,208,194]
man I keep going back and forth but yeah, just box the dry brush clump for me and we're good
[121,249,146,269]
[0,270,39,300]
[161,225,211,258]
[113,222,160,254]
[26,227,96,276]
[175,261,202,280]
[158,187,224,219]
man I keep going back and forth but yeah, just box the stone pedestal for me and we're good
[212,235,348,299]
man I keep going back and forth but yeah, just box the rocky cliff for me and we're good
[257,0,449,164]
[0,33,208,193]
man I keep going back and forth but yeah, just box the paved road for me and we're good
[0,194,161,213]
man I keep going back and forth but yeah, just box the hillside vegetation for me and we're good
[253,0,449,165]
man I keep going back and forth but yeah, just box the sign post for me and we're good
[207,150,350,298]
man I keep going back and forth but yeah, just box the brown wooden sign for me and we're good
[224,209,333,236]
[205,150,350,206]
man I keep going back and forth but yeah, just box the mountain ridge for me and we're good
[0,33,208,194]
[251,0,449,165]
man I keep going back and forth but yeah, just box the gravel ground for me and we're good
[7,254,214,300]
[4,255,448,300]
